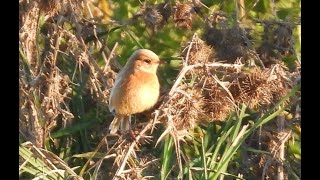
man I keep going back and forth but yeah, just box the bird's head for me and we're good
[127,49,161,74]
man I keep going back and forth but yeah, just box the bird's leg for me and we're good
[109,115,123,134]
[120,115,131,133]
[117,115,138,143]
[126,115,140,143]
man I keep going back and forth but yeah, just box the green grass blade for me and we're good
[51,119,97,138]
[209,125,234,171]
[19,145,60,179]
[201,137,208,179]
[123,28,144,49]
[209,84,300,179]
[161,135,174,180]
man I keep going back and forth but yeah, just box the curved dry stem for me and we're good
[113,120,156,179]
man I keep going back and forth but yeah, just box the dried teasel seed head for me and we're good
[173,2,195,29]
[156,2,172,23]
[199,80,234,121]
[182,35,215,65]
[203,23,249,63]
[230,68,273,109]
[273,24,294,55]
[140,2,171,32]
[163,84,203,130]
[228,66,292,110]
[267,63,292,105]
[142,6,163,29]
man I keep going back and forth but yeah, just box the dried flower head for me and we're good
[267,63,292,104]
[208,28,248,62]
[231,68,274,109]
[173,2,195,29]
[142,6,164,29]
[273,24,294,55]
[200,79,235,121]
[182,35,215,65]
[140,2,172,32]
[169,85,204,130]
[227,65,292,110]
[156,2,172,23]
[203,13,250,63]
[257,20,297,67]
[206,11,229,29]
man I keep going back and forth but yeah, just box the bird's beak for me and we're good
[158,60,166,64]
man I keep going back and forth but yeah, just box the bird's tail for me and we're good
[109,115,131,134]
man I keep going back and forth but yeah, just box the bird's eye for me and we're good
[143,59,151,64]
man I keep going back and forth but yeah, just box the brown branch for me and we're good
[104,42,118,72]
[83,0,111,70]
[169,62,243,96]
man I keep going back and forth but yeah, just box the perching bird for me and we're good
[108,49,161,134]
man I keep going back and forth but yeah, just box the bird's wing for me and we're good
[108,94,116,115]
[108,75,121,113]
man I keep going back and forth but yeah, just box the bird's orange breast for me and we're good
[109,70,160,116]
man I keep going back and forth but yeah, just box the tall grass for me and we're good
[159,84,300,179]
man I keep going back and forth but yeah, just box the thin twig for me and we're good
[113,120,155,179]
[104,42,118,72]
[78,37,108,86]
[83,0,110,67]
[262,156,272,180]
[277,115,285,180]
[239,0,260,21]
[184,34,197,66]
[169,62,243,96]
[212,74,235,102]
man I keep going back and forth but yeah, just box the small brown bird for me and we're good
[108,49,161,134]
